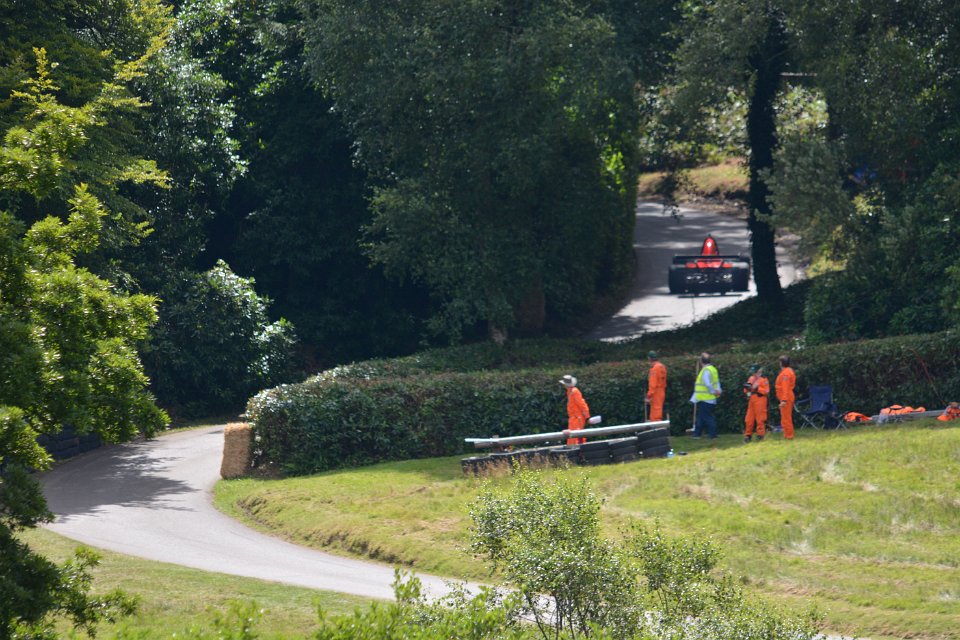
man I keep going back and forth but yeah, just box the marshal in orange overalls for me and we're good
[565,386,590,445]
[744,371,770,438]
[646,359,667,421]
[776,364,796,439]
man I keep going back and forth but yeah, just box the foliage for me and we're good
[0,0,173,268]
[467,470,820,639]
[627,523,720,621]
[249,324,960,474]
[0,527,138,640]
[471,471,639,637]
[175,601,264,640]
[788,0,957,190]
[302,0,640,340]
[127,9,245,286]
[163,0,434,367]
[767,2,960,339]
[316,572,530,640]
[303,471,820,639]
[142,260,297,417]
[803,168,960,343]
[1,49,167,639]
[272,279,811,381]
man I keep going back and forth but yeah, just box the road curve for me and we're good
[40,425,458,600]
[38,199,800,604]
[586,201,800,341]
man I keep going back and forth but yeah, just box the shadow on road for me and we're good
[42,439,201,519]
[589,314,675,339]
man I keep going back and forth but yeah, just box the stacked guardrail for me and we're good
[461,421,672,475]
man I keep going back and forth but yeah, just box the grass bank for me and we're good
[638,159,749,202]
[216,422,960,640]
[20,528,371,638]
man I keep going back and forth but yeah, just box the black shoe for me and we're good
[756,435,764,441]
[744,435,752,443]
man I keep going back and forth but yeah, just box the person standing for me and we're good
[560,374,590,445]
[645,350,668,421]
[689,352,721,439]
[743,364,769,442]
[776,355,796,440]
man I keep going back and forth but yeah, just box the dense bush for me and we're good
[143,261,298,417]
[248,329,960,475]
[803,168,960,344]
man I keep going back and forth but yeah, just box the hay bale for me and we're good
[221,422,253,479]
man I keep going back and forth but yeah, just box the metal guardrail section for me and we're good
[465,420,671,449]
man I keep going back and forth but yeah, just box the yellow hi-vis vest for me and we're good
[694,365,719,402]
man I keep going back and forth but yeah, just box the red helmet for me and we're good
[701,234,720,256]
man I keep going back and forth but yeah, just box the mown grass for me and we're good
[216,422,960,640]
[638,160,749,201]
[20,527,371,638]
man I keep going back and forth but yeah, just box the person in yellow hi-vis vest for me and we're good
[689,352,721,439]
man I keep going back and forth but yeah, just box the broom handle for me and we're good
[691,360,702,430]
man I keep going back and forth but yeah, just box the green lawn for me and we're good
[20,527,372,638]
[215,422,960,640]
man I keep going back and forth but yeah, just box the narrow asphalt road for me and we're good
[586,200,800,341]
[39,200,801,604]
[41,425,458,600]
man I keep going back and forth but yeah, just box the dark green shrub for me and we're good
[248,330,960,475]
[143,261,298,417]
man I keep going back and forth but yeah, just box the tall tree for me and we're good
[0,0,173,266]
[166,0,434,365]
[672,0,791,300]
[302,0,640,341]
[743,8,787,299]
[0,49,165,638]
[775,0,960,340]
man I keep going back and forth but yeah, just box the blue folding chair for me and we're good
[794,385,844,430]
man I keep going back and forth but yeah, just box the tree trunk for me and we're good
[745,13,787,301]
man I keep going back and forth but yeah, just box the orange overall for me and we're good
[938,404,960,422]
[744,374,769,437]
[566,386,590,445]
[646,361,667,421]
[776,366,796,439]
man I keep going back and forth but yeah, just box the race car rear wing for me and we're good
[671,254,750,264]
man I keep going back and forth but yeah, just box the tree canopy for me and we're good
[0,46,166,638]
[302,0,641,341]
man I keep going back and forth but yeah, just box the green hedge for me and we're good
[248,330,960,475]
